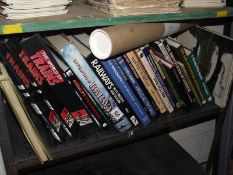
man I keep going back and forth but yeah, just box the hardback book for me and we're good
[46,40,110,129]
[178,26,233,108]
[68,35,139,127]
[150,40,193,105]
[0,42,69,142]
[148,47,185,108]
[166,37,206,105]
[100,58,152,127]
[116,56,158,118]
[135,46,175,113]
[19,35,100,136]
[46,34,132,132]
[125,51,167,113]
[6,37,82,137]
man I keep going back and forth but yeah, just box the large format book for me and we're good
[83,0,181,16]
[68,35,139,127]
[125,51,166,113]
[0,61,51,163]
[0,42,69,142]
[46,34,132,132]
[178,26,233,108]
[6,37,87,137]
[19,35,99,135]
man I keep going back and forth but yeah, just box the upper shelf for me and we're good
[0,2,233,35]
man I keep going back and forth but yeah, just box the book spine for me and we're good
[86,56,139,127]
[6,39,81,136]
[116,56,158,118]
[0,43,66,142]
[188,52,212,102]
[149,48,184,108]
[20,35,100,135]
[136,47,174,113]
[60,42,132,132]
[177,61,202,105]
[179,45,206,104]
[101,58,152,127]
[65,69,110,128]
[125,51,166,113]
[163,39,194,104]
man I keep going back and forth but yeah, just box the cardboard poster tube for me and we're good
[90,23,193,60]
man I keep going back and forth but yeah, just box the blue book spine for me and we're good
[142,47,176,109]
[116,56,158,118]
[60,43,131,132]
[101,58,151,127]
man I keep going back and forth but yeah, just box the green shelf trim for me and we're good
[0,7,233,35]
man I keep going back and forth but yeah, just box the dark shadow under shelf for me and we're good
[2,101,221,173]
[21,134,204,175]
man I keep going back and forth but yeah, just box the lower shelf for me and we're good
[20,134,204,175]
[1,99,220,173]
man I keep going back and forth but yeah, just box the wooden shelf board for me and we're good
[0,2,233,34]
[14,103,221,171]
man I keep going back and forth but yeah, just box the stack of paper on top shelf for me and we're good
[83,0,181,16]
[181,0,225,7]
[0,0,72,19]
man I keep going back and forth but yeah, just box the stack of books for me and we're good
[0,0,71,19]
[0,26,232,161]
[83,0,181,16]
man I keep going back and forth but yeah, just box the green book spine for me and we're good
[157,60,185,108]
[178,46,206,104]
[187,52,212,102]
[177,61,202,106]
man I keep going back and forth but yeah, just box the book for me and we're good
[0,61,51,163]
[185,48,212,102]
[68,35,139,127]
[125,51,166,113]
[150,40,192,105]
[45,40,111,128]
[46,34,132,132]
[100,58,152,127]
[6,37,81,137]
[135,46,174,113]
[19,35,100,135]
[183,26,233,108]
[149,48,185,108]
[0,42,69,142]
[116,55,158,118]
[166,37,207,105]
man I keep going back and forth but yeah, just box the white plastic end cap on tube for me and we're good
[89,29,112,60]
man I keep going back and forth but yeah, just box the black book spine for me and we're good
[19,35,100,136]
[6,38,81,137]
[0,43,67,142]
[65,69,110,128]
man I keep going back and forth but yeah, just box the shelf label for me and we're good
[216,10,228,17]
[2,23,22,34]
